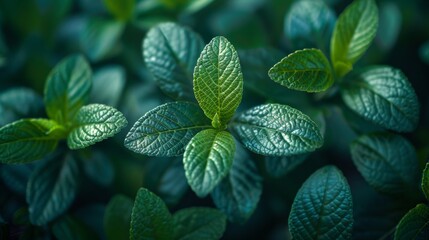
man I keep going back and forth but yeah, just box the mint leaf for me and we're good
[289,166,353,240]
[265,154,308,178]
[44,54,92,125]
[173,207,226,240]
[52,215,97,240]
[143,22,204,101]
[184,129,235,197]
[90,66,126,107]
[423,162,429,201]
[103,0,135,21]
[394,204,429,240]
[130,188,173,240]
[104,195,133,240]
[0,87,43,126]
[125,102,211,157]
[67,104,127,149]
[268,49,333,92]
[194,36,243,127]
[231,104,323,156]
[0,119,66,164]
[330,0,378,77]
[341,66,419,132]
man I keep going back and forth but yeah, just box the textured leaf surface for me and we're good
[130,188,173,240]
[394,204,429,240]
[350,133,419,195]
[104,195,133,240]
[52,215,97,240]
[184,129,235,197]
[231,104,323,156]
[173,207,226,240]
[143,22,204,101]
[0,119,65,164]
[269,49,333,92]
[67,104,127,149]
[341,66,419,132]
[194,36,243,126]
[90,66,126,107]
[103,0,135,20]
[331,0,378,77]
[44,54,92,125]
[125,102,211,156]
[0,88,43,126]
[289,166,353,240]
[423,162,429,201]
[265,154,308,178]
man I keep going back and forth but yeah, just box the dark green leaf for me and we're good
[375,2,401,51]
[394,204,429,240]
[0,164,34,195]
[0,88,43,126]
[423,162,429,201]
[52,215,98,240]
[125,102,211,157]
[103,0,135,20]
[104,195,133,240]
[289,166,353,240]
[90,66,126,107]
[265,154,308,178]
[81,151,114,186]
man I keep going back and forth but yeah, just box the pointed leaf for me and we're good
[265,154,308,178]
[184,129,235,197]
[104,195,133,240]
[90,66,126,107]
[52,215,98,240]
[394,204,429,240]
[103,0,135,20]
[423,162,429,201]
[0,87,43,126]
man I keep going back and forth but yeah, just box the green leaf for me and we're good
[375,2,401,51]
[103,0,135,21]
[44,54,92,125]
[0,119,66,164]
[350,133,420,195]
[104,195,133,240]
[194,36,243,127]
[231,104,323,156]
[265,154,308,178]
[211,143,262,223]
[143,22,204,101]
[52,215,98,240]
[81,151,114,187]
[394,204,429,240]
[341,66,419,132]
[90,66,126,107]
[330,0,378,77]
[67,104,127,149]
[422,162,429,201]
[289,165,353,240]
[125,102,211,157]
[0,87,43,126]
[172,207,226,240]
[27,153,80,226]
[268,49,333,92]
[184,129,235,197]
[0,164,34,195]
[130,188,173,240]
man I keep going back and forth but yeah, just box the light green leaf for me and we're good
[130,188,173,240]
[104,195,133,240]
[350,133,419,195]
[268,49,333,92]
[173,207,226,240]
[103,0,135,21]
[231,104,323,156]
[341,66,419,132]
[184,129,235,197]
[90,66,126,107]
[423,162,429,201]
[394,204,429,240]
[265,154,308,178]
[0,119,66,164]
[143,22,204,101]
[289,165,353,240]
[67,104,127,149]
[27,153,79,226]
[194,36,243,127]
[52,215,97,240]
[44,54,92,125]
[124,102,211,157]
[330,0,378,77]
[0,87,43,126]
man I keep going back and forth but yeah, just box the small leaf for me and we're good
[143,22,204,101]
[194,36,243,126]
[330,0,378,77]
[265,154,308,178]
[268,49,333,92]
[394,204,429,240]
[0,87,43,126]
[52,215,98,240]
[130,188,173,240]
[341,66,419,132]
[104,195,133,240]
[289,165,353,240]
[90,66,126,107]
[67,104,127,149]
[231,104,323,156]
[44,54,92,125]
[423,162,429,201]
[184,129,235,197]
[173,207,226,240]
[103,0,135,21]
[0,119,66,164]
[125,102,211,157]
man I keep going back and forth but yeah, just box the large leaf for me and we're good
[27,153,80,226]
[44,54,92,125]
[130,188,173,240]
[124,102,211,157]
[341,66,419,132]
[172,207,226,240]
[265,154,308,178]
[0,119,66,164]
[350,133,420,195]
[289,166,353,240]
[143,22,204,101]
[52,215,97,240]
[184,129,235,197]
[268,49,333,92]
[231,104,323,156]
[423,162,429,201]
[330,0,378,77]
[67,104,127,149]
[394,204,429,240]
[193,36,243,127]
[0,88,43,126]
[103,0,135,20]
[104,195,133,240]
[90,66,126,107]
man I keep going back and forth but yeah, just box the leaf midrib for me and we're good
[142,125,212,137]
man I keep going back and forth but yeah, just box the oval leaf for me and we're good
[0,87,43,126]
[394,204,429,240]
[423,162,429,201]
[104,195,133,240]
